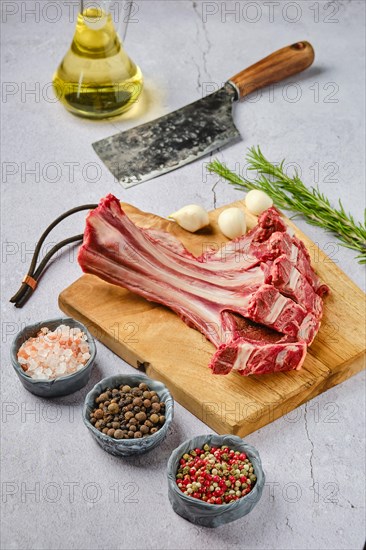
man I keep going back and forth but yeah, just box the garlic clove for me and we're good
[168,204,209,233]
[218,207,246,240]
[245,190,273,215]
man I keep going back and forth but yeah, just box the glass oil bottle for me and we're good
[53,1,143,118]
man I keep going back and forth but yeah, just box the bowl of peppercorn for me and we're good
[83,373,174,457]
[167,434,265,528]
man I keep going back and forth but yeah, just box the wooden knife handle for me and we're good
[229,41,314,99]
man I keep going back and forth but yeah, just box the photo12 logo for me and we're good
[1,401,76,424]
[200,1,340,24]
[1,1,140,25]
[200,80,340,103]
[2,480,139,504]
[264,480,340,504]
[1,160,104,184]
[201,400,341,425]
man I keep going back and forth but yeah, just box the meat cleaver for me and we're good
[93,41,314,187]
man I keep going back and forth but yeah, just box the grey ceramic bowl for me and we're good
[11,317,96,398]
[83,373,174,457]
[167,434,265,528]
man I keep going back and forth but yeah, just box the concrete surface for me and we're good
[1,1,365,549]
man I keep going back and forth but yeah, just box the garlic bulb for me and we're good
[218,207,246,240]
[168,204,209,233]
[245,190,273,215]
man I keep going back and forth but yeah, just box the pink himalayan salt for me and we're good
[17,324,91,380]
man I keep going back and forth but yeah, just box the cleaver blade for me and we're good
[93,84,239,188]
[92,41,315,187]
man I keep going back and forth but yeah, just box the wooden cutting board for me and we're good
[59,201,365,436]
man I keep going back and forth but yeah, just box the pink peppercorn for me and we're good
[175,444,256,506]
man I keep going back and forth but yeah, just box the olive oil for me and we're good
[53,7,143,118]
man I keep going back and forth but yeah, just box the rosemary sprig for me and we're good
[208,147,366,264]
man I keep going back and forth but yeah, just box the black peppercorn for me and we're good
[97,392,109,403]
[135,411,147,423]
[91,383,166,441]
[150,413,159,424]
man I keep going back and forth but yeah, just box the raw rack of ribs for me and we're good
[78,194,329,376]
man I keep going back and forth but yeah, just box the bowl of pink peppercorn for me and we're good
[167,434,265,528]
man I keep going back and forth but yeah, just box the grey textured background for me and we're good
[1,1,365,549]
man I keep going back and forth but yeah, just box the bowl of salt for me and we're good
[11,317,97,397]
